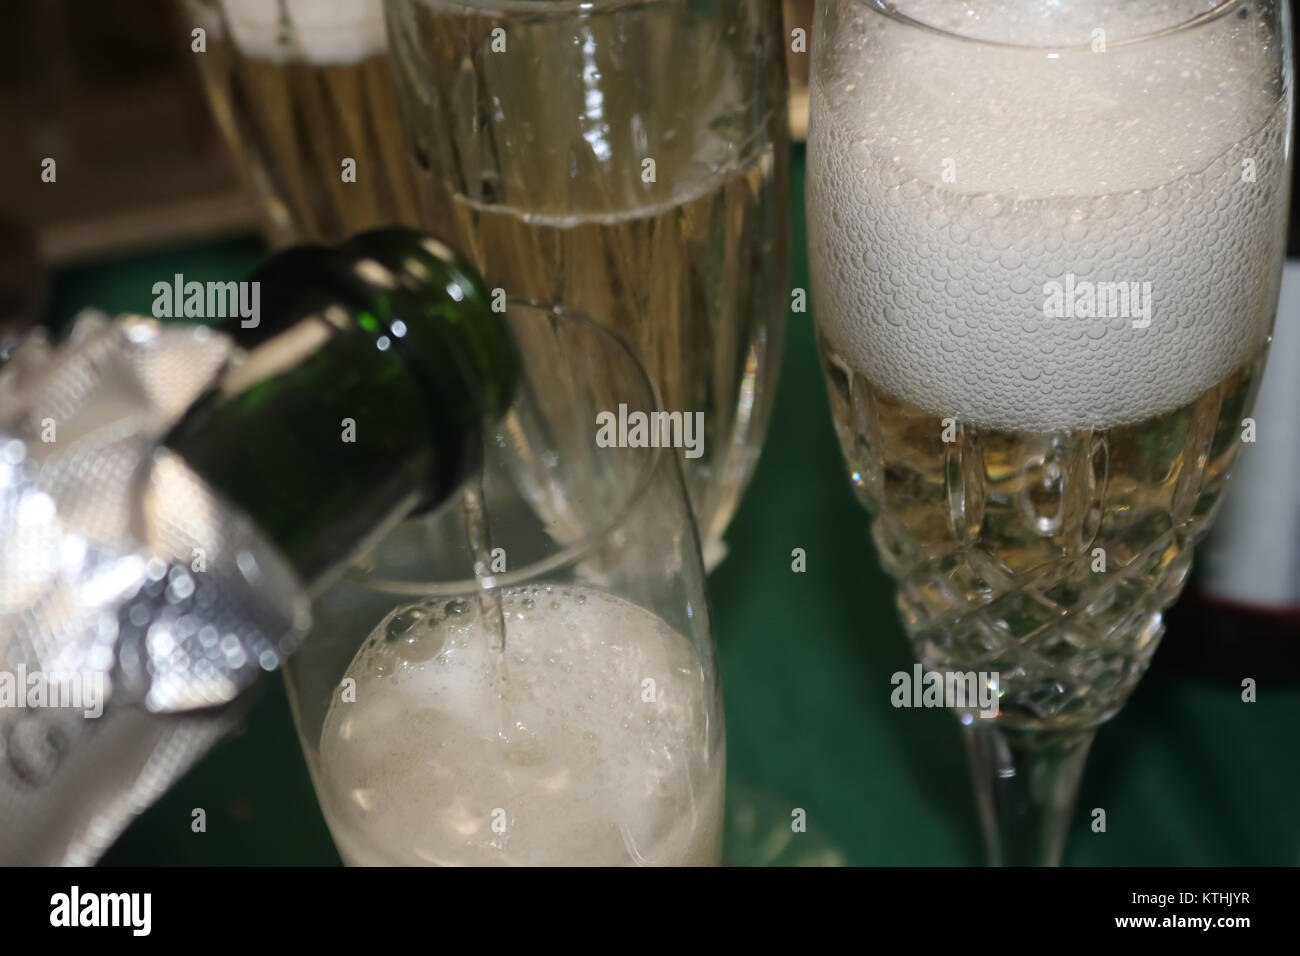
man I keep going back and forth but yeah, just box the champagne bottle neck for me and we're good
[164,230,517,590]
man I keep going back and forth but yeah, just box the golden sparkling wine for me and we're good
[386,0,790,552]
[190,0,419,245]
[821,346,1266,728]
[316,586,724,866]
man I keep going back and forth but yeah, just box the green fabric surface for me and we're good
[50,145,1298,866]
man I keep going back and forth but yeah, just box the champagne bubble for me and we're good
[809,0,1283,431]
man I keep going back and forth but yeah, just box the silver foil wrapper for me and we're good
[0,312,310,864]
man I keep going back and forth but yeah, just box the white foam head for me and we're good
[809,0,1288,430]
[318,587,722,866]
[221,0,387,63]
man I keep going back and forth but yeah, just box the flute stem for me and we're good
[963,722,1096,866]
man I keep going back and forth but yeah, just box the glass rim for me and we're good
[351,296,678,597]
[855,0,1247,52]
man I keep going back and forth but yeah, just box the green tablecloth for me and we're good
[50,145,1297,866]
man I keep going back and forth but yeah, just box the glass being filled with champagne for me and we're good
[185,0,420,245]
[285,300,723,865]
[808,0,1292,864]
[383,0,791,564]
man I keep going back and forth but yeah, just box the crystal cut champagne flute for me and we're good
[807,0,1292,864]
[285,301,724,866]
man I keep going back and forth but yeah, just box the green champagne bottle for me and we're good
[164,228,518,588]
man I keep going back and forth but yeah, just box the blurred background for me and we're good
[1,0,1296,865]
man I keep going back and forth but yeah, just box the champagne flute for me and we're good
[382,0,792,565]
[807,0,1292,864]
[184,0,419,245]
[285,301,724,865]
